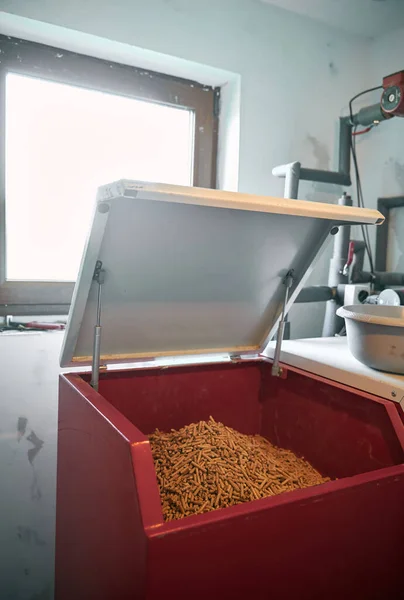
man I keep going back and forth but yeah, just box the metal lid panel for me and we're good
[60,181,383,367]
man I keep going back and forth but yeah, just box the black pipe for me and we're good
[352,103,390,127]
[299,168,351,186]
[296,286,335,303]
[375,272,404,287]
[275,104,389,191]
[350,240,366,284]
[299,117,353,187]
[351,269,404,287]
[338,117,352,181]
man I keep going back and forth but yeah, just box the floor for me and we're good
[0,331,64,600]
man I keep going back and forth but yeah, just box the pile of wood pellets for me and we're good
[149,416,330,521]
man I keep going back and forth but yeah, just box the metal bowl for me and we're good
[336,304,404,374]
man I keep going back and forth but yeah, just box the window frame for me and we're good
[0,35,219,316]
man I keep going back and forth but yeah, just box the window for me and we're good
[0,35,219,315]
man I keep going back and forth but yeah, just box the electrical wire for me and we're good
[347,85,382,277]
[350,126,375,275]
[352,126,373,136]
[352,134,373,271]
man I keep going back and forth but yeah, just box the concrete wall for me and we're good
[0,2,377,598]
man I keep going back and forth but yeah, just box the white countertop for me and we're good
[265,337,404,406]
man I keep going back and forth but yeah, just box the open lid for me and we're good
[60,180,383,367]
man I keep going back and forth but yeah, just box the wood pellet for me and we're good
[149,416,330,521]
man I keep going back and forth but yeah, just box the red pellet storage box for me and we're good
[56,181,404,600]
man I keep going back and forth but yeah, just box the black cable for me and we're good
[347,85,382,277]
[350,126,375,275]
[349,85,383,125]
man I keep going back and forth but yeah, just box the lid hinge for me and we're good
[271,270,295,378]
[90,260,105,392]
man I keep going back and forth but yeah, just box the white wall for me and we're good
[358,27,404,271]
[1,0,373,339]
[0,0,369,195]
[0,2,376,598]
[0,332,61,600]
[364,26,404,204]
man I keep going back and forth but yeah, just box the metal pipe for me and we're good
[350,240,366,284]
[299,167,350,187]
[96,279,102,326]
[338,117,352,180]
[352,103,389,127]
[296,285,334,303]
[284,162,300,199]
[90,282,102,391]
[271,162,301,340]
[273,120,353,189]
[376,272,404,287]
[354,271,404,287]
[322,193,352,337]
[330,218,352,288]
[273,104,387,195]
[350,242,404,287]
[272,162,301,199]
[90,267,105,391]
[91,325,102,392]
[282,162,301,339]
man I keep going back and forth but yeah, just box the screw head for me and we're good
[391,391,397,398]
[98,203,110,214]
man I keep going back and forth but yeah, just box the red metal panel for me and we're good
[260,367,404,478]
[55,375,155,600]
[396,403,404,425]
[147,466,404,600]
[56,361,404,599]
[97,362,262,436]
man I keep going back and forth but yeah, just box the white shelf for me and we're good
[265,336,404,405]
